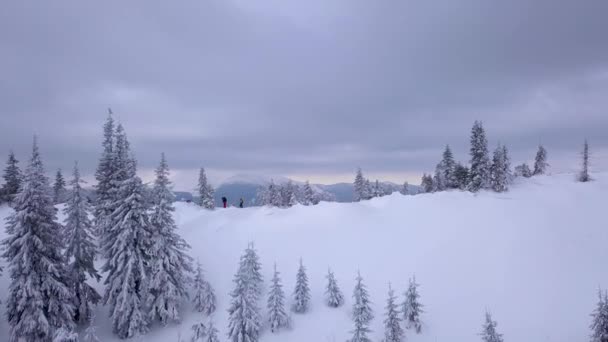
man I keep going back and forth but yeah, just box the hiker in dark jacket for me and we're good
[222,196,227,208]
[239,198,244,208]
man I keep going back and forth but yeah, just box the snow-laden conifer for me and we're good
[402,276,423,333]
[53,169,67,204]
[292,258,311,313]
[268,264,290,332]
[349,271,373,342]
[198,167,215,209]
[192,261,216,315]
[1,150,21,204]
[533,144,548,175]
[579,140,591,182]
[469,120,491,192]
[590,290,608,342]
[325,269,344,308]
[383,284,403,342]
[480,312,504,342]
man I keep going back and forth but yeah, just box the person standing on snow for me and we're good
[239,198,244,208]
[222,196,227,208]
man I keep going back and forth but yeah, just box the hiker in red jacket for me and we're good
[222,196,227,208]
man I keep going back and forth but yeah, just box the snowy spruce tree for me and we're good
[227,244,263,342]
[205,321,220,342]
[454,163,470,189]
[101,126,153,339]
[433,166,445,192]
[93,112,116,237]
[441,145,458,188]
[2,138,75,341]
[420,173,434,193]
[590,290,608,342]
[147,153,194,325]
[325,268,344,308]
[267,264,290,332]
[490,144,509,192]
[192,261,216,315]
[53,168,67,204]
[469,120,491,192]
[64,162,102,325]
[383,284,403,342]
[292,258,311,313]
[480,312,504,342]
[354,168,371,201]
[1,150,21,204]
[400,181,409,195]
[403,276,424,333]
[53,327,79,342]
[82,313,101,342]
[349,271,374,342]
[198,167,215,209]
[514,163,532,178]
[302,180,314,205]
[579,139,591,182]
[533,144,548,175]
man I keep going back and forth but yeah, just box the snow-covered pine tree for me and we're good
[514,163,532,178]
[325,269,344,308]
[283,181,298,207]
[53,327,79,342]
[579,139,591,182]
[402,276,424,333]
[191,322,207,342]
[82,313,101,342]
[205,321,220,342]
[192,261,216,315]
[441,145,458,189]
[490,145,508,193]
[420,174,434,193]
[270,180,283,207]
[101,129,152,338]
[372,180,383,198]
[2,138,75,341]
[93,112,116,237]
[501,145,512,183]
[590,290,608,342]
[354,168,367,201]
[383,284,403,342]
[198,167,215,209]
[454,163,470,190]
[147,153,194,325]
[349,271,374,342]
[64,162,102,325]
[480,312,504,342]
[433,165,446,192]
[292,258,311,313]
[1,150,21,204]
[469,120,491,192]
[302,181,314,205]
[267,264,290,332]
[53,168,67,204]
[399,182,408,195]
[227,244,263,342]
[533,144,548,175]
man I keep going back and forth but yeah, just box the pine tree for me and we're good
[147,153,194,325]
[349,271,373,342]
[533,144,548,175]
[205,321,220,342]
[441,145,458,188]
[579,140,591,182]
[292,258,311,313]
[93,113,116,237]
[198,167,215,209]
[191,322,207,342]
[372,180,383,198]
[420,174,434,193]
[454,163,470,189]
[267,264,290,332]
[53,169,67,204]
[53,327,79,342]
[101,130,152,338]
[480,312,504,342]
[490,145,509,192]
[354,168,369,202]
[227,244,263,342]
[400,182,409,195]
[82,313,100,342]
[514,163,532,178]
[269,180,283,207]
[590,290,608,342]
[383,284,403,342]
[192,261,216,315]
[64,162,101,325]
[302,181,314,205]
[2,138,75,341]
[402,276,424,333]
[469,120,491,192]
[325,269,344,308]
[433,165,445,192]
[1,150,21,204]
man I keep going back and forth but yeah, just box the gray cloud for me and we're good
[1,0,607,189]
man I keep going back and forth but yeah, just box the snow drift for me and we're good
[0,173,606,342]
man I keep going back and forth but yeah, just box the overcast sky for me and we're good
[1,0,607,190]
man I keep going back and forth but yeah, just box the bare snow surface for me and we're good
[0,173,607,342]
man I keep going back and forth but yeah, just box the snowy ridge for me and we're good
[0,173,607,342]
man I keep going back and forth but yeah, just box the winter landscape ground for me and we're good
[1,172,604,342]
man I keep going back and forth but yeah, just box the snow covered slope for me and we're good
[0,173,606,342]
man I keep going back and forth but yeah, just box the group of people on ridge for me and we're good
[221,196,244,208]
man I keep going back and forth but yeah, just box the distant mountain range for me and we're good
[174,175,420,206]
